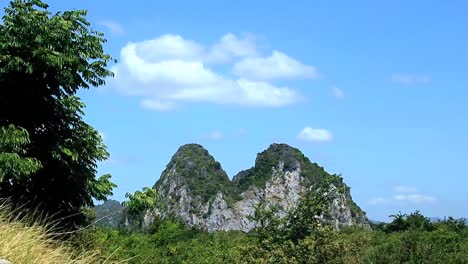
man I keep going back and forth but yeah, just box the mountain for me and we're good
[93,199,124,228]
[146,143,370,232]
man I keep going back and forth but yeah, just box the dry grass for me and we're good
[0,204,108,264]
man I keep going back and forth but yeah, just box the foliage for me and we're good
[156,144,235,204]
[124,187,158,216]
[122,187,158,228]
[242,174,351,263]
[93,199,124,229]
[0,125,41,181]
[90,212,468,264]
[0,0,116,228]
[88,182,468,264]
[232,144,366,220]
[92,220,252,263]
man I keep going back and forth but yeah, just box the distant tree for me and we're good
[123,187,158,217]
[385,211,433,233]
[386,212,409,233]
[243,174,349,263]
[0,0,116,229]
[123,187,158,228]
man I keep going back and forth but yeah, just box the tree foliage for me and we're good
[0,0,115,228]
[124,187,158,217]
[0,125,41,181]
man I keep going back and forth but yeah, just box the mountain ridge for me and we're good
[147,143,370,231]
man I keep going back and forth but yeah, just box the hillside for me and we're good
[147,143,370,231]
[93,199,124,229]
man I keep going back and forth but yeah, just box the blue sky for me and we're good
[10,0,468,221]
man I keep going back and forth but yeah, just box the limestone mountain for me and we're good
[147,143,370,232]
[93,199,124,228]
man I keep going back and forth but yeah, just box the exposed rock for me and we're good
[147,143,370,232]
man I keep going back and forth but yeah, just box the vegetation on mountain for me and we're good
[93,200,124,229]
[0,0,466,263]
[155,144,235,204]
[91,208,468,263]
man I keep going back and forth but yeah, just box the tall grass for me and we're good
[0,203,106,264]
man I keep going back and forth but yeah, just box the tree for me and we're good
[123,187,158,217]
[0,125,41,181]
[243,174,348,263]
[0,0,116,229]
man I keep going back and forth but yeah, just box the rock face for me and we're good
[148,143,370,232]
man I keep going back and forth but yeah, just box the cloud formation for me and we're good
[391,74,430,85]
[98,20,124,36]
[203,131,224,140]
[332,87,344,99]
[394,185,418,193]
[141,99,179,111]
[368,185,436,205]
[368,197,386,205]
[233,51,318,80]
[393,194,436,203]
[110,34,315,111]
[297,127,333,142]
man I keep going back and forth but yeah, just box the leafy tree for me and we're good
[0,0,116,228]
[384,211,433,233]
[0,125,41,181]
[124,187,158,217]
[243,174,350,263]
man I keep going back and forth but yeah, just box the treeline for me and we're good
[89,184,467,263]
[1,1,467,263]
[89,211,467,263]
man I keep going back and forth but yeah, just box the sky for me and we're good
[5,0,468,221]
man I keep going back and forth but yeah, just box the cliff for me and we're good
[146,143,370,232]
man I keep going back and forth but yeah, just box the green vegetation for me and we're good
[0,0,116,229]
[92,223,251,263]
[155,144,235,204]
[0,1,466,263]
[232,144,367,219]
[93,200,124,229]
[90,183,468,263]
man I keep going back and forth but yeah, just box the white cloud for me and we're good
[207,33,257,63]
[368,197,386,205]
[233,51,318,80]
[332,87,344,99]
[141,99,179,111]
[393,194,436,203]
[368,186,436,206]
[394,185,418,193]
[132,35,204,62]
[110,34,306,110]
[391,74,431,85]
[297,127,333,142]
[98,20,124,36]
[205,131,224,140]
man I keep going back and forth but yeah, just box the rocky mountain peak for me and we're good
[148,143,370,232]
[155,143,232,204]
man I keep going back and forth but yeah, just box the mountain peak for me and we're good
[156,143,232,203]
[151,143,370,232]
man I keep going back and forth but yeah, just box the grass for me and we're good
[0,203,112,264]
